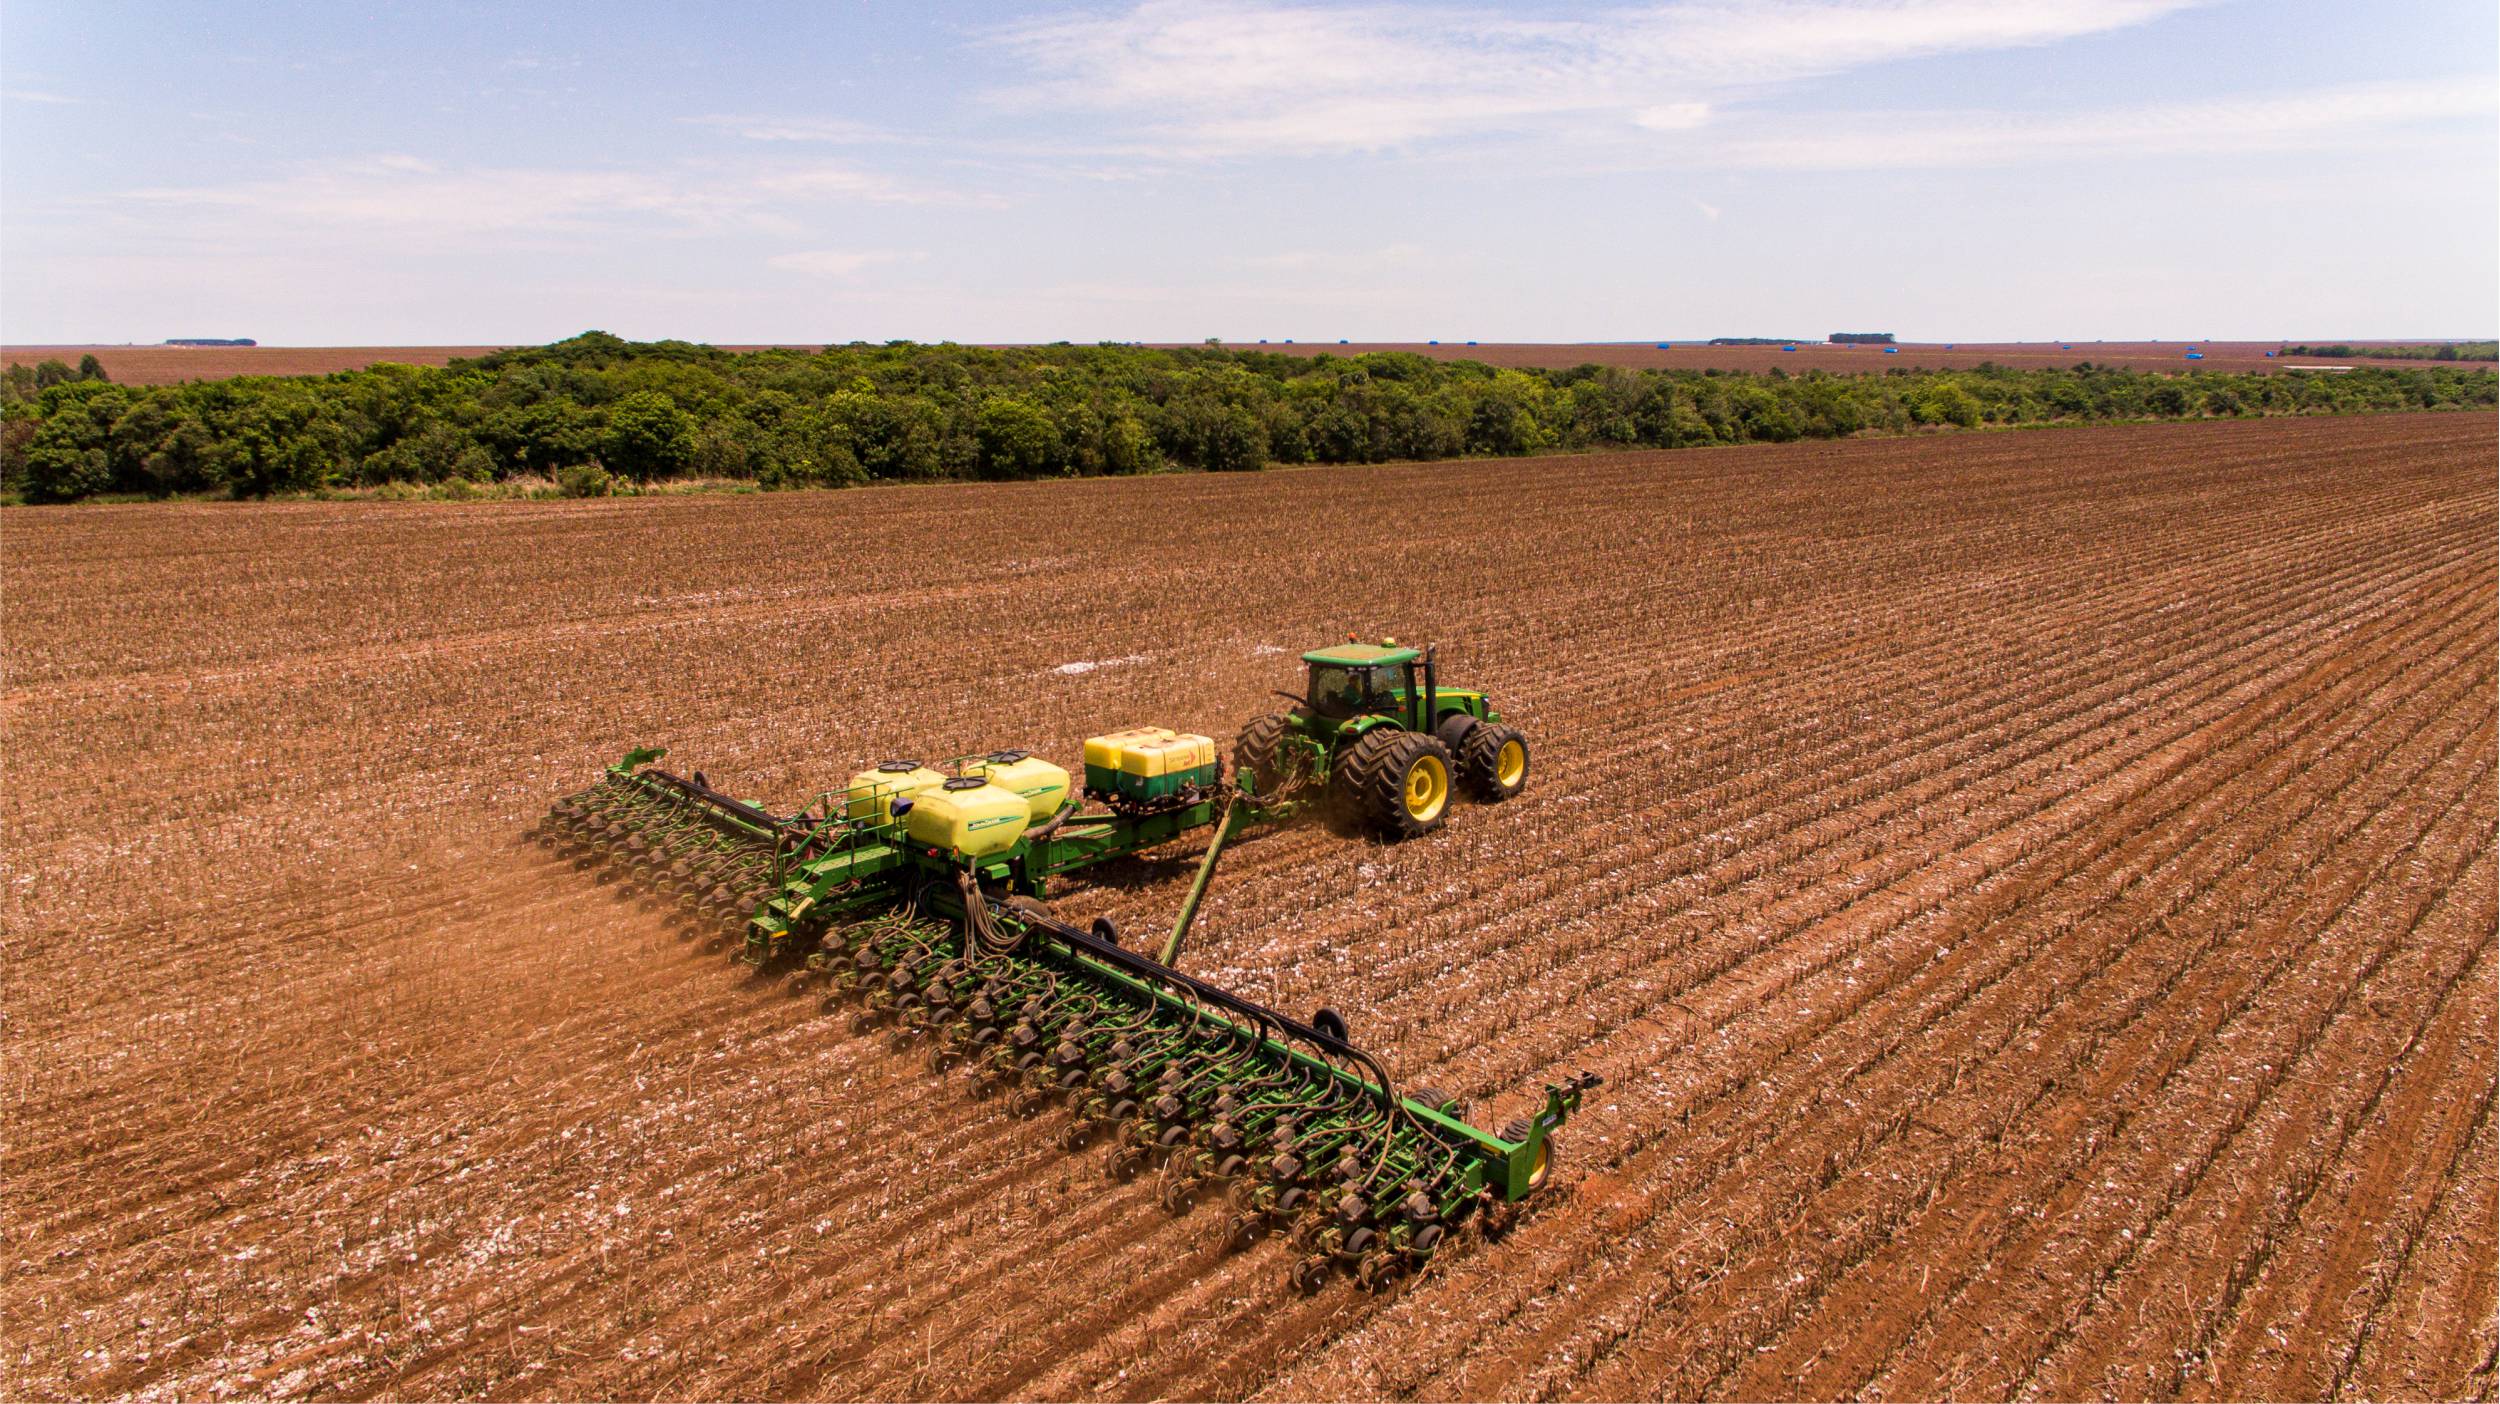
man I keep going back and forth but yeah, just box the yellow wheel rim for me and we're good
[1522,1138,1550,1191]
[1495,739,1526,788]
[1404,755,1449,823]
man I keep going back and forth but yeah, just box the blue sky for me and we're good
[3,0,2492,344]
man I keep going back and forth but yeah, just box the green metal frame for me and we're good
[534,736,1596,1290]
[824,869,1594,1209]
[1082,759,1222,803]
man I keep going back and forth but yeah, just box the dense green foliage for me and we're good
[4,356,111,393]
[2283,342,2496,362]
[1829,332,1896,344]
[3,332,2492,503]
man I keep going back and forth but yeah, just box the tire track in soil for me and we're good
[1704,649,2496,1401]
[1682,658,2498,1402]
[2340,1106,2500,1401]
[1880,759,2500,1389]
[1270,439,2500,1399]
[1330,474,2480,1044]
[2021,848,2499,1402]
[1393,531,2486,1112]
[1280,534,2490,1389]
[1881,787,2496,1400]
[2184,800,2498,1403]
[1330,492,2480,1139]
[1441,572,2492,1402]
[2290,1069,2500,1399]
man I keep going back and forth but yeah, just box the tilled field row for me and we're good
[1290,489,2500,1389]
[3,413,2490,1402]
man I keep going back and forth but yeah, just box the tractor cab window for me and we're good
[1309,664,1394,718]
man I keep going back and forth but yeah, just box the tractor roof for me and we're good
[1302,642,1421,667]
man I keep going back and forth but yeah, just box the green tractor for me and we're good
[1235,638,1530,838]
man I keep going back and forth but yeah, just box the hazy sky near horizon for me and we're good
[3,0,2493,345]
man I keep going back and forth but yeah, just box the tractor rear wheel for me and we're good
[1460,724,1530,802]
[1343,729,1454,839]
[1234,713,1298,795]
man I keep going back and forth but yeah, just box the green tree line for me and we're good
[3,333,2492,503]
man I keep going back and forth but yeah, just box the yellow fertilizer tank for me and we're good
[970,750,1072,822]
[905,777,1032,857]
[846,761,946,824]
[1085,728,1220,804]
[1083,726,1177,775]
[1125,733,1217,779]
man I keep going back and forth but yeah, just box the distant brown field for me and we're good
[0,344,507,384]
[1199,339,2497,375]
[11,339,2489,386]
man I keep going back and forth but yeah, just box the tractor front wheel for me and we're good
[1460,724,1530,802]
[1343,729,1454,839]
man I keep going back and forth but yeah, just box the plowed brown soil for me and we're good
[5,413,2492,1401]
[1195,340,2496,375]
[0,345,509,384]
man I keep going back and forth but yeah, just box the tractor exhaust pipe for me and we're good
[1423,645,1438,731]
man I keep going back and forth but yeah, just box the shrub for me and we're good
[976,397,1060,478]
[1203,406,1268,472]
[601,392,695,482]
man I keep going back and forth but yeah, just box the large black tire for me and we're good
[1234,713,1298,794]
[1500,1117,1554,1193]
[1459,724,1530,802]
[1340,728,1454,840]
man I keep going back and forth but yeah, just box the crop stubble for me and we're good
[2,414,2491,1401]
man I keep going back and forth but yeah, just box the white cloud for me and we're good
[1238,242,1441,273]
[986,0,2208,156]
[108,157,751,241]
[4,88,79,104]
[1636,103,1713,132]
[767,249,924,278]
[1710,76,2500,169]
[751,166,945,202]
[83,154,977,249]
[1017,276,1428,310]
[973,2,2488,177]
[683,114,905,145]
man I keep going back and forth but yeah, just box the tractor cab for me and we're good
[1300,642,1421,723]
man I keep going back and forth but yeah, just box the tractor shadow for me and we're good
[1058,804,1371,899]
[1060,848,1203,892]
